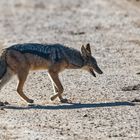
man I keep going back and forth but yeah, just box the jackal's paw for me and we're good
[27,99,34,103]
[60,98,72,103]
[50,96,55,101]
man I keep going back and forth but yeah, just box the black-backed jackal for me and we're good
[0,43,103,103]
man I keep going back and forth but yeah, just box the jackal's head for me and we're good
[81,43,103,77]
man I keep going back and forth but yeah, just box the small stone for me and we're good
[83,114,88,117]
[0,102,4,106]
[4,101,9,105]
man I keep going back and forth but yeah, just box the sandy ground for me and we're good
[0,0,140,139]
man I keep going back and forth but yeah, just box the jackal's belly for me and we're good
[24,53,50,70]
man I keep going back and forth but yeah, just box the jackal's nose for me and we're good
[95,66,103,74]
[99,70,103,74]
[98,68,103,74]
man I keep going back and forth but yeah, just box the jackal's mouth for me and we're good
[89,68,96,77]
[93,66,103,75]
[89,67,103,77]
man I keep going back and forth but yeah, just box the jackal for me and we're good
[0,43,103,103]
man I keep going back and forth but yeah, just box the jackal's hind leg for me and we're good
[48,71,67,102]
[17,70,34,103]
[0,68,13,90]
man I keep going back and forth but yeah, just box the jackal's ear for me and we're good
[86,43,91,55]
[81,45,90,57]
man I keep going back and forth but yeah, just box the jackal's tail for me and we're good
[0,49,7,79]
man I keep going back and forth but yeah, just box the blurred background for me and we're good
[0,1,140,139]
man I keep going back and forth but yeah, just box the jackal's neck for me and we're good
[67,56,84,69]
[64,48,85,69]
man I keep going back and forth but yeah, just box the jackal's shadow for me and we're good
[2,101,135,110]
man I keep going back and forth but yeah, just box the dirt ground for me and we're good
[0,0,140,139]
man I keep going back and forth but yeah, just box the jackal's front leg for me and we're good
[17,70,34,103]
[48,71,68,103]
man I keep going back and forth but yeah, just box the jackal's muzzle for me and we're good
[89,65,103,77]
[94,65,103,74]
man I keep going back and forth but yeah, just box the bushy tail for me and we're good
[0,49,7,79]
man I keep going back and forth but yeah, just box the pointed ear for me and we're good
[81,45,88,57]
[85,43,91,55]
[81,45,91,57]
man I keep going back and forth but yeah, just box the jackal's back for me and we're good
[8,43,84,67]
